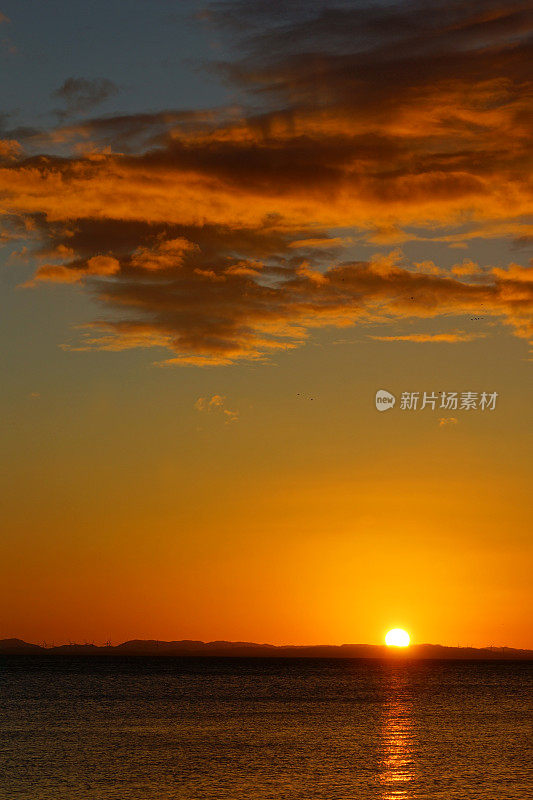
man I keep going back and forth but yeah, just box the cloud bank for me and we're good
[0,0,531,364]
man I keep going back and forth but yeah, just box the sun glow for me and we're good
[385,628,410,647]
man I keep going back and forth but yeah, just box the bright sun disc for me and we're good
[385,628,410,647]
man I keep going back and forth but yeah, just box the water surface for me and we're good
[0,657,531,799]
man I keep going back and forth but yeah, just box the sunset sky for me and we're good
[1,0,531,648]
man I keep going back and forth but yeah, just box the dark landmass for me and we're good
[0,638,531,659]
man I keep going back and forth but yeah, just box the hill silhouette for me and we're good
[0,639,531,659]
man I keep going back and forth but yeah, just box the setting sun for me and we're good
[385,628,410,647]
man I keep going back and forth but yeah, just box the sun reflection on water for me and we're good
[379,672,415,800]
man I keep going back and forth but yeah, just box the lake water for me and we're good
[0,657,531,799]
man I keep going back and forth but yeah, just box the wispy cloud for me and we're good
[52,77,119,118]
[195,394,239,422]
[370,332,486,344]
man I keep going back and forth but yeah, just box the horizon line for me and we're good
[2,637,531,653]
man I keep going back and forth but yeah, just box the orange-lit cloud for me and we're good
[195,394,239,422]
[1,0,531,364]
[451,260,483,277]
[493,263,533,282]
[41,246,528,364]
[23,254,120,286]
[0,139,21,161]
[289,237,351,249]
[370,332,485,343]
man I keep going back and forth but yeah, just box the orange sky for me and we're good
[0,0,531,648]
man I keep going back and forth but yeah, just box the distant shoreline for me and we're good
[1,638,531,660]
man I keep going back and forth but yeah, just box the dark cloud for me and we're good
[29,240,533,365]
[52,77,119,117]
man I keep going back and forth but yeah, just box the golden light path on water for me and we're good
[380,671,415,800]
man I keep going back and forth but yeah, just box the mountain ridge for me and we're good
[0,638,531,659]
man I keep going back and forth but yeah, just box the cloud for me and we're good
[195,394,238,421]
[370,332,485,343]
[0,0,531,364]
[365,226,411,246]
[492,263,533,282]
[412,261,444,276]
[44,242,529,364]
[52,77,119,117]
[196,394,225,410]
[451,259,483,276]
[22,254,120,287]
[295,261,327,284]
[289,237,350,249]
[130,238,198,271]
[0,139,22,161]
